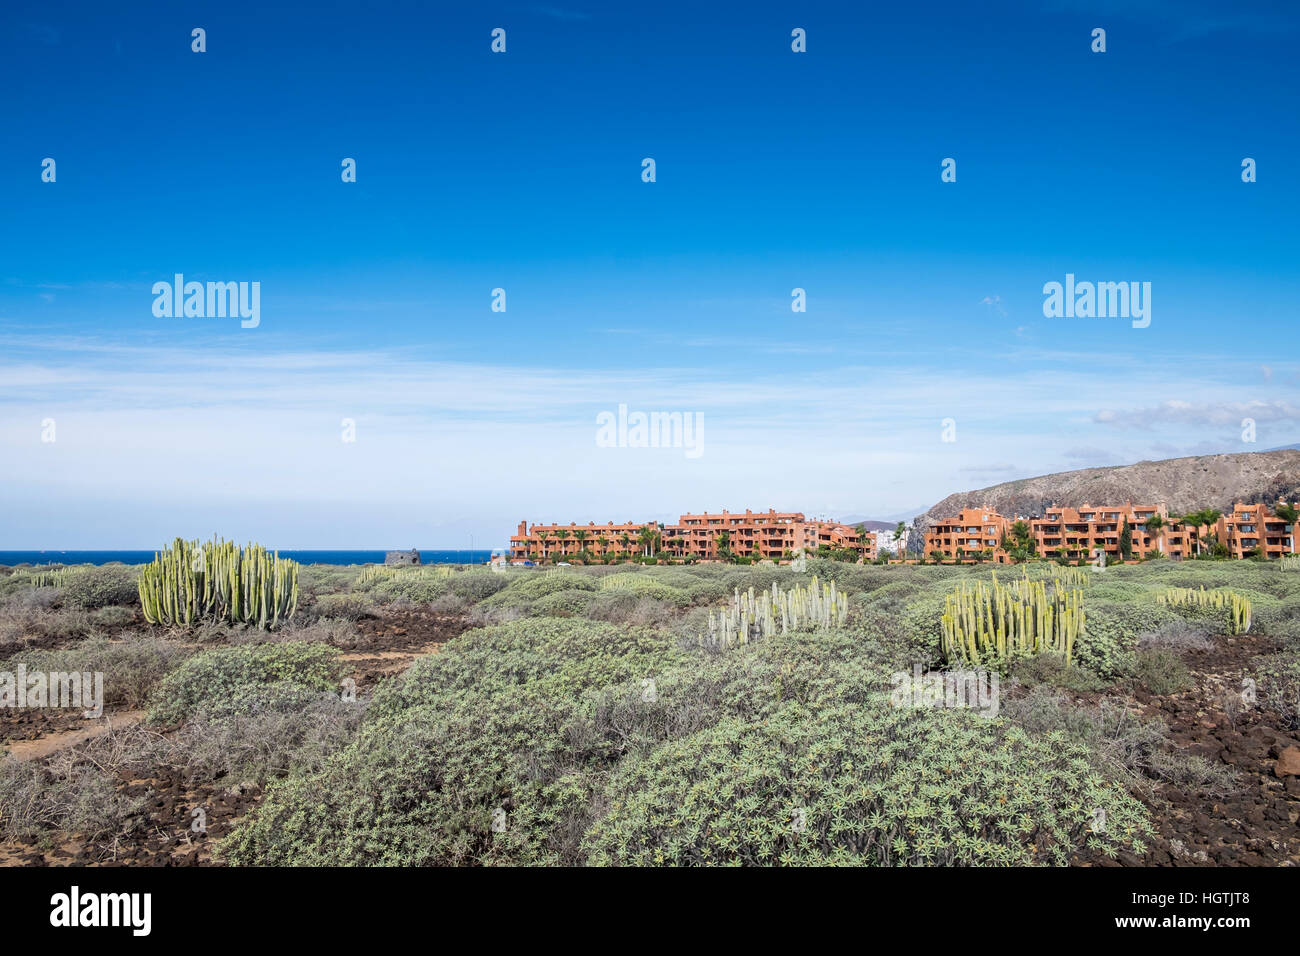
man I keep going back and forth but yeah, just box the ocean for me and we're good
[0,550,498,567]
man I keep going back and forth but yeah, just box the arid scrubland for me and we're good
[3,556,1299,866]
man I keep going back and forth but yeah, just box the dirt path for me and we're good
[5,709,144,762]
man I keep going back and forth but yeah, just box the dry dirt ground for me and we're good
[1071,632,1300,867]
[0,608,468,866]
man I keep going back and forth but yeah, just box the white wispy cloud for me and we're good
[1094,399,1300,429]
[1,333,1294,545]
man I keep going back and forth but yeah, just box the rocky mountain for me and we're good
[848,519,898,533]
[910,450,1300,551]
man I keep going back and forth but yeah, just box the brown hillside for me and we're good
[912,450,1300,548]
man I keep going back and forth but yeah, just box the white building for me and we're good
[874,527,910,556]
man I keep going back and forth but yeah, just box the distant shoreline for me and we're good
[0,549,500,567]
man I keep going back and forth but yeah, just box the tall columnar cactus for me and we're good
[30,566,75,588]
[1155,586,1252,634]
[706,576,847,648]
[940,572,1083,669]
[138,537,299,630]
[1027,565,1091,588]
[357,564,453,587]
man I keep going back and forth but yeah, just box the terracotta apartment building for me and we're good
[923,508,1014,559]
[1218,502,1297,559]
[509,509,872,562]
[507,520,659,562]
[1028,504,1198,562]
[924,500,1297,562]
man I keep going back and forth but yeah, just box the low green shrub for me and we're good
[91,605,135,628]
[475,572,598,613]
[598,573,688,605]
[582,701,1151,865]
[310,592,378,621]
[447,572,512,602]
[370,575,449,604]
[1137,620,1213,651]
[221,618,1154,867]
[274,617,365,648]
[899,597,946,665]
[1133,649,1193,696]
[1073,600,1176,680]
[1252,653,1300,725]
[532,588,599,617]
[62,565,139,610]
[222,618,687,866]
[3,636,192,708]
[584,593,679,627]
[177,683,365,785]
[1000,686,1237,797]
[0,606,97,648]
[146,643,342,725]
[1011,653,1109,693]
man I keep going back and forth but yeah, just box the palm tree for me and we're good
[574,529,588,558]
[1194,509,1221,557]
[617,532,631,561]
[596,536,609,559]
[1275,503,1298,554]
[1008,520,1034,556]
[536,529,550,561]
[1143,513,1165,555]
[1178,509,1217,557]
[892,522,905,562]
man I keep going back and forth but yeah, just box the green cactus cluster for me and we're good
[30,566,75,588]
[357,564,453,586]
[706,575,847,648]
[940,572,1083,669]
[1027,564,1092,588]
[138,537,299,630]
[1155,586,1252,634]
[600,573,666,593]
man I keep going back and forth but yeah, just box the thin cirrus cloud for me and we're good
[1094,400,1300,429]
[1,333,1295,544]
[0,334,1274,427]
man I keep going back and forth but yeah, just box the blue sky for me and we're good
[1,0,1298,548]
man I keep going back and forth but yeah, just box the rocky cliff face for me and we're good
[910,450,1300,551]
